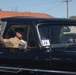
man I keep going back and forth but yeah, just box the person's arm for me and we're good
[0,35,5,45]
[0,35,13,47]
[4,39,13,47]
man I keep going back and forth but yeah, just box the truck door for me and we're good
[51,47,76,70]
[0,24,51,72]
[51,25,76,74]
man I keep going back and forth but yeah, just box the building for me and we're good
[0,11,54,18]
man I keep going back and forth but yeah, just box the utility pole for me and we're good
[15,6,18,12]
[62,0,72,18]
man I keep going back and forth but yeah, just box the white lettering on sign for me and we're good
[42,39,50,46]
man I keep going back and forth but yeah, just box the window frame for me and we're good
[27,26,37,48]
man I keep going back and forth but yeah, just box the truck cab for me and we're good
[0,16,76,75]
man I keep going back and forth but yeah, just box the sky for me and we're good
[0,0,76,18]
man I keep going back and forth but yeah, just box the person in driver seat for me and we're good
[0,28,27,48]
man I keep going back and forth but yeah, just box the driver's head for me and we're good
[15,28,24,39]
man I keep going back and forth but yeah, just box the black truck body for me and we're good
[0,16,76,75]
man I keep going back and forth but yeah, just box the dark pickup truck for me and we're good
[0,16,76,75]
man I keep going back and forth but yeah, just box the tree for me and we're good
[69,16,76,19]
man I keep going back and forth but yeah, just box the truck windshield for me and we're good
[38,23,76,48]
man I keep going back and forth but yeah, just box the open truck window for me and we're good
[0,23,37,49]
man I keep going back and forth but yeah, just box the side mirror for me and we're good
[63,26,70,32]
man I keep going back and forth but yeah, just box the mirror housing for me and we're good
[63,26,70,32]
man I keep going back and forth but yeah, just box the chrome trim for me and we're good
[1,22,7,36]
[0,66,22,73]
[0,69,22,73]
[0,66,76,74]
